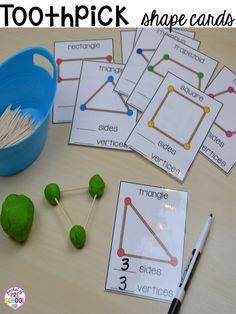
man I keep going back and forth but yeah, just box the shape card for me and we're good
[115,28,200,98]
[134,28,195,44]
[201,66,236,174]
[53,39,114,123]
[128,35,218,112]
[126,73,222,182]
[105,181,188,303]
[120,30,136,64]
[69,61,137,151]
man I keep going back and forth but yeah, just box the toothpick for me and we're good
[55,198,73,229]
[84,195,97,230]
[61,187,88,193]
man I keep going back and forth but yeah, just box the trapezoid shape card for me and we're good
[114,28,200,98]
[53,39,114,123]
[201,66,236,174]
[127,35,218,112]
[105,181,188,303]
[126,73,222,182]
[69,61,137,151]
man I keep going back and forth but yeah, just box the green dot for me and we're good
[147,65,154,72]
[89,174,105,199]
[44,183,61,205]
[197,72,204,79]
[70,225,86,249]
[163,54,170,60]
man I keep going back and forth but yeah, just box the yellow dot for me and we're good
[204,106,210,113]
[184,143,191,150]
[168,85,174,93]
[148,121,155,128]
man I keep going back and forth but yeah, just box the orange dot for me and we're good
[117,248,125,257]
[58,76,62,83]
[204,106,210,113]
[124,197,132,205]
[56,58,62,65]
[184,143,191,150]
[106,55,113,62]
[168,85,174,93]
[170,257,178,266]
[148,121,155,128]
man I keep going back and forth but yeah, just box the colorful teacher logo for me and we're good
[4,286,26,310]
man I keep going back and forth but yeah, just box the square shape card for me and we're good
[126,73,222,182]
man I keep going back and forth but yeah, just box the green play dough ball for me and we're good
[1,194,34,243]
[44,183,61,205]
[69,225,86,249]
[89,174,105,198]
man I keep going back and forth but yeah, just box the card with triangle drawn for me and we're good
[53,39,114,124]
[105,181,188,303]
[69,61,137,151]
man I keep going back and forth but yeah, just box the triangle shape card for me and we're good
[117,197,178,267]
[79,75,133,116]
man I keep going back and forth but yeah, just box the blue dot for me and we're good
[108,76,114,82]
[136,48,142,54]
[127,109,133,116]
[80,104,86,111]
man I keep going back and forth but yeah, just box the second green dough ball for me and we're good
[70,225,86,249]
[89,174,105,198]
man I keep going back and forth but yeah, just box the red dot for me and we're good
[58,76,62,83]
[208,93,215,98]
[124,197,132,205]
[226,130,233,138]
[106,55,113,62]
[170,257,178,266]
[56,58,62,65]
[117,248,125,257]
[228,86,235,93]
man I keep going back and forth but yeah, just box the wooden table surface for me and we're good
[0,28,235,314]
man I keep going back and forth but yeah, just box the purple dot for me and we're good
[227,86,235,93]
[226,130,233,138]
[208,93,215,98]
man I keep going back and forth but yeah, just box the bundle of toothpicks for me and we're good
[0,106,36,148]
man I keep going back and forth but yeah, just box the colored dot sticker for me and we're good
[163,54,170,60]
[58,76,62,83]
[147,65,154,72]
[168,85,174,93]
[106,55,113,62]
[226,130,233,138]
[127,109,133,116]
[170,257,178,267]
[204,106,210,113]
[124,197,132,205]
[80,104,86,111]
[208,93,215,98]
[227,86,235,93]
[108,76,114,82]
[184,143,191,150]
[148,120,155,128]
[117,248,125,257]
[136,48,142,54]
[56,58,62,65]
[197,72,204,79]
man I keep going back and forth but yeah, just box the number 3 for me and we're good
[119,276,127,290]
